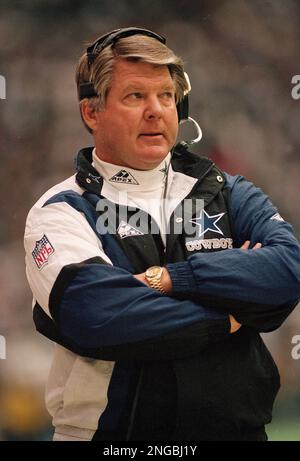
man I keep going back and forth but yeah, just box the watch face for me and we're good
[146,266,161,278]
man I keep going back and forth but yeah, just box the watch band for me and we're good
[148,277,166,294]
[145,266,166,294]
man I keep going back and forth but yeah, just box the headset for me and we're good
[78,27,202,146]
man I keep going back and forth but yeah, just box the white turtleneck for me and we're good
[92,148,173,245]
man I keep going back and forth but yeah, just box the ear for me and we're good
[80,99,100,132]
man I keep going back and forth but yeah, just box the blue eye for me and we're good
[161,92,175,100]
[128,93,142,99]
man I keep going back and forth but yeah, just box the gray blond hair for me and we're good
[76,34,188,132]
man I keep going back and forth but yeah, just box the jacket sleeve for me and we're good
[166,174,300,332]
[25,199,230,361]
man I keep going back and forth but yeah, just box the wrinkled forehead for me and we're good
[110,59,175,90]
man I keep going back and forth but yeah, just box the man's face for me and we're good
[92,59,179,170]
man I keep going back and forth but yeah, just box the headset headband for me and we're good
[86,27,166,69]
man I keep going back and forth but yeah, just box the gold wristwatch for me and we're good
[145,266,166,294]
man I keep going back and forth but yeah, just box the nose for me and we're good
[144,95,163,120]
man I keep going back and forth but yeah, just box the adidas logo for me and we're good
[117,220,144,239]
[109,170,139,185]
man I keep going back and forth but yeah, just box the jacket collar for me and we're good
[75,147,104,195]
[75,144,225,204]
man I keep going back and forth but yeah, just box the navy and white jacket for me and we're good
[24,145,300,441]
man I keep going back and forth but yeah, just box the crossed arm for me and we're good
[134,240,263,334]
[25,176,300,360]
[133,175,300,334]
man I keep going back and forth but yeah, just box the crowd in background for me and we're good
[0,0,300,440]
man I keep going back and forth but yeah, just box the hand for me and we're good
[134,267,172,294]
[136,270,241,334]
[134,272,147,285]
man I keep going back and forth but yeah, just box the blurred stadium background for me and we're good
[0,0,300,441]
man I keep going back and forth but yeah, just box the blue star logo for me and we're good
[189,209,225,238]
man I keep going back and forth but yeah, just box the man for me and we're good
[24,27,300,441]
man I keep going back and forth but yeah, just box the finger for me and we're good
[253,243,262,250]
[240,240,250,250]
[229,314,242,333]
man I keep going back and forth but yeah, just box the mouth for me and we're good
[139,133,164,138]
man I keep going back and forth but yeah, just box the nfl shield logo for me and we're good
[32,234,55,269]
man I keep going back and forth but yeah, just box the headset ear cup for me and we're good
[177,94,189,122]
